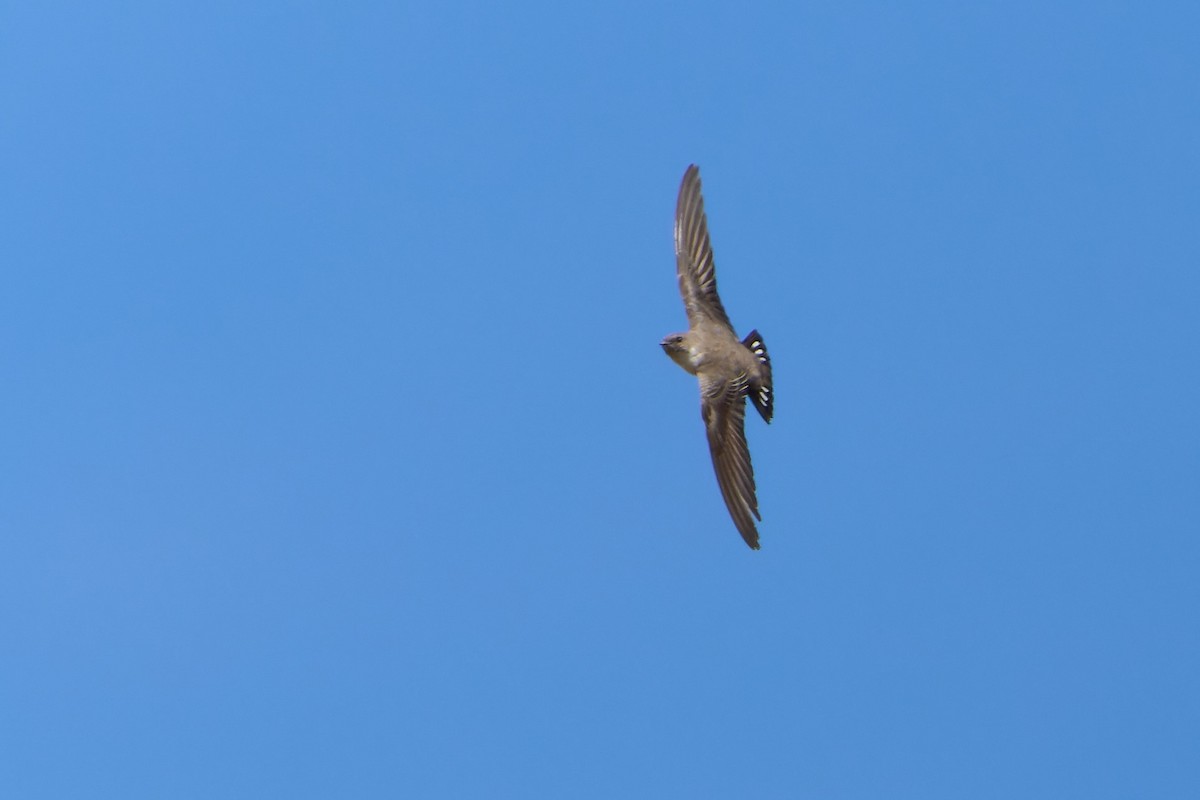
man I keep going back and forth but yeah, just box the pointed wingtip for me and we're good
[741,516,762,550]
[681,163,700,188]
[735,510,762,550]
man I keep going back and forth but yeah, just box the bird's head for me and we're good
[659,333,684,354]
[660,333,697,373]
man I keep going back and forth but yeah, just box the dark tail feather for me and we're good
[742,329,773,423]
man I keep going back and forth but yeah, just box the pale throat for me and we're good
[668,342,704,374]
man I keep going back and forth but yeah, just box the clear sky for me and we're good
[3,2,1198,797]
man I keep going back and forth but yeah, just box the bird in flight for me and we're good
[661,165,773,550]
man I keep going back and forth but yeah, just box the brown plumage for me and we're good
[661,165,773,549]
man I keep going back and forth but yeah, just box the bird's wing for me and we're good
[675,165,735,332]
[700,373,760,549]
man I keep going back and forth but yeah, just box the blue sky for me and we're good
[3,2,1198,797]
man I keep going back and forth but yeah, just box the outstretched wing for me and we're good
[675,165,735,332]
[700,373,760,549]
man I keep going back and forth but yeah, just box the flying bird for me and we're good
[661,165,773,550]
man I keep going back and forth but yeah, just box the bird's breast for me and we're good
[667,347,700,375]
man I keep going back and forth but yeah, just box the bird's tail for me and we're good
[742,329,773,423]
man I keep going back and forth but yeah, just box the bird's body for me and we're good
[661,165,772,549]
[662,324,759,378]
